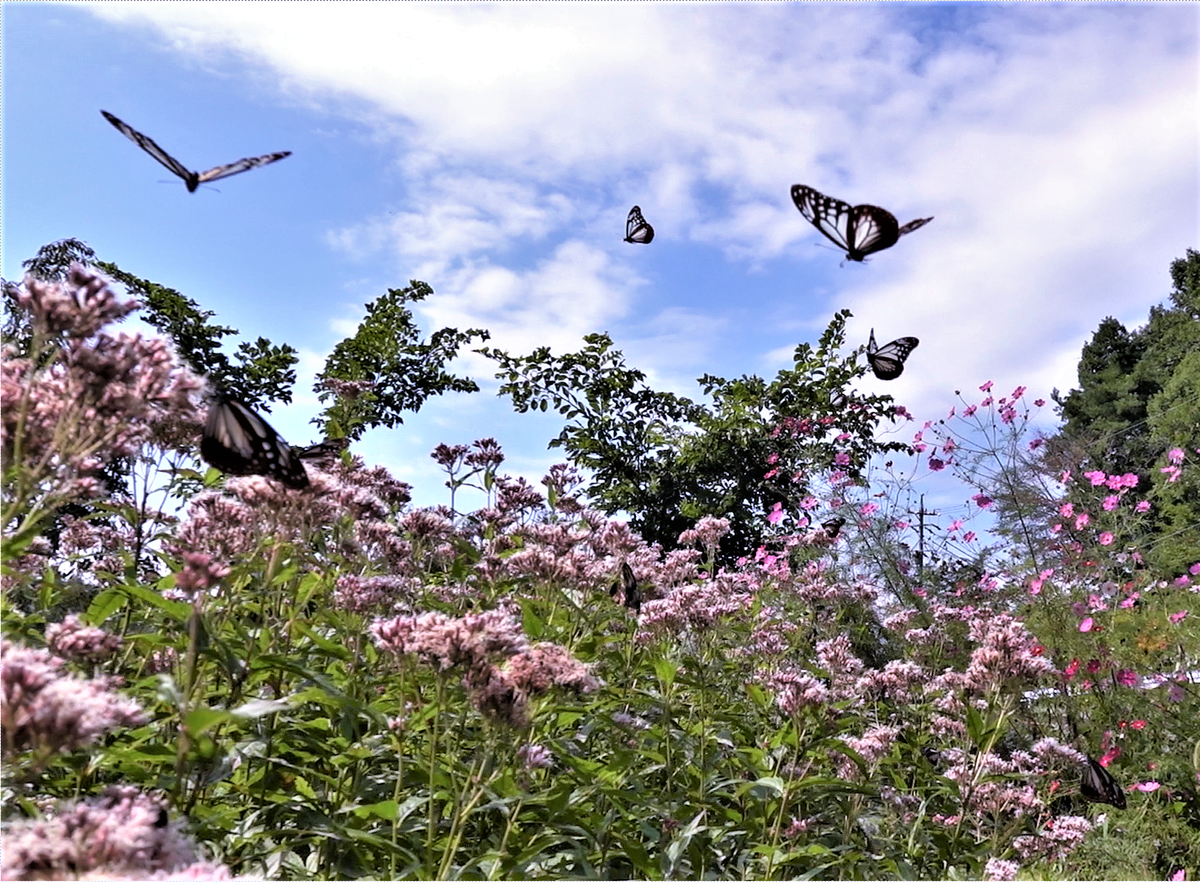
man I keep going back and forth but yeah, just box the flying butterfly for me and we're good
[610,561,642,613]
[201,395,309,489]
[866,328,920,381]
[101,110,291,193]
[820,516,846,540]
[791,184,931,262]
[624,205,655,244]
[1080,756,1126,809]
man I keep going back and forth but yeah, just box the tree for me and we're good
[485,309,912,563]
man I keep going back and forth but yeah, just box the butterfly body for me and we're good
[791,185,931,261]
[1080,756,1126,809]
[201,395,309,489]
[624,205,655,244]
[101,111,291,192]
[866,328,919,380]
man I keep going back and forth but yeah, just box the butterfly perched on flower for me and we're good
[291,436,350,469]
[101,111,291,193]
[791,184,932,262]
[866,329,920,380]
[200,395,309,489]
[1080,756,1126,809]
[624,205,655,244]
[610,561,642,613]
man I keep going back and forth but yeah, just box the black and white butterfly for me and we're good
[101,111,291,193]
[201,395,309,489]
[610,561,642,613]
[791,184,932,262]
[866,329,920,381]
[291,434,350,470]
[1080,756,1126,809]
[624,205,655,244]
[820,516,846,540]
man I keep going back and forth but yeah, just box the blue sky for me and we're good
[2,3,1197,518]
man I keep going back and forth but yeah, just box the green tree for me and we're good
[485,309,911,562]
[315,281,489,441]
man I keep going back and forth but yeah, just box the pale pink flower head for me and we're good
[45,615,122,663]
[1102,495,1120,511]
[768,502,786,526]
[1084,470,1107,486]
[1079,617,1094,633]
[1059,503,1075,518]
[1134,781,1161,793]
[1075,513,1090,529]
[1168,610,1188,625]
[1168,447,1185,465]
[1136,500,1151,513]
[1099,532,1115,546]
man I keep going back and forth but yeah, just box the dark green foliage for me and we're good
[95,261,299,409]
[1051,249,1200,575]
[484,310,911,562]
[316,281,489,441]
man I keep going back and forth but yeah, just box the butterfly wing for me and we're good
[867,330,919,380]
[898,216,934,237]
[1081,757,1126,809]
[196,151,292,186]
[201,396,310,489]
[792,185,856,255]
[847,204,901,259]
[610,561,642,612]
[624,205,655,244]
[101,110,197,188]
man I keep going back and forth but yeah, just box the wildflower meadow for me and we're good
[1,245,1198,880]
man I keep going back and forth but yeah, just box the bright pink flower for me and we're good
[1119,593,1139,608]
[963,405,977,417]
[1136,500,1151,513]
[1029,580,1043,596]
[913,442,928,453]
[768,503,786,526]
[949,519,963,532]
[1079,618,1094,633]
[1029,438,1044,450]
[1099,532,1114,546]
[1168,610,1188,625]
[1084,470,1107,486]
[1168,447,1185,465]
[800,496,818,510]
[1034,398,1046,407]
[972,493,994,509]
[1011,385,1026,400]
[1169,869,1184,881]
[1075,513,1090,529]
[859,502,879,516]
[894,520,909,530]
[1191,562,1200,575]
[943,438,957,454]
[981,396,993,407]
[1134,781,1161,792]
[1103,495,1120,511]
[1161,465,1182,483]
[1050,523,1063,534]
[1061,469,1071,482]
[980,381,993,392]
[1059,503,1075,517]
[1064,658,1080,678]
[1130,719,1146,730]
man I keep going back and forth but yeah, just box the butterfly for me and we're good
[610,561,642,613]
[200,395,310,489]
[1080,756,1126,809]
[291,436,350,468]
[101,111,291,193]
[866,329,920,381]
[820,516,846,539]
[791,184,932,262]
[624,205,655,244]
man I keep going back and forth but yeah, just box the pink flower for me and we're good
[1136,500,1151,513]
[1075,513,1090,529]
[1130,719,1146,730]
[980,381,993,392]
[913,441,928,453]
[1168,447,1185,465]
[1059,503,1075,518]
[1161,465,1182,483]
[768,503,786,526]
[947,406,956,418]
[1099,532,1114,546]
[1029,438,1044,450]
[1134,781,1161,792]
[981,396,993,407]
[1079,618,1094,633]
[964,405,977,417]
[949,519,963,532]
[1010,385,1026,400]
[1064,658,1080,678]
[1050,523,1063,534]
[963,531,976,542]
[1115,669,1138,687]
[1103,495,1120,511]
[1085,470,1107,486]
[1034,398,1046,407]
[1119,593,1139,609]
[800,496,818,510]
[1169,869,1184,881]
[928,457,946,472]
[1191,562,1200,575]
[972,494,994,509]
[1168,610,1188,625]
[859,502,879,516]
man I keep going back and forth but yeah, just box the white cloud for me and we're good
[87,1,1198,424]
